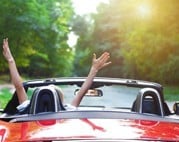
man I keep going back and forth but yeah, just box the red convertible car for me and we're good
[0,77,179,142]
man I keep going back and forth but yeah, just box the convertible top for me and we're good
[23,77,163,93]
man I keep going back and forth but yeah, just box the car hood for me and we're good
[0,118,179,142]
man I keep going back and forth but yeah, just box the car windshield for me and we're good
[65,85,140,108]
[27,84,141,109]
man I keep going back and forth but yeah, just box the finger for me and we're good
[97,52,109,64]
[3,38,7,46]
[93,53,96,61]
[3,39,9,53]
[105,61,112,66]
[102,61,112,68]
[6,38,8,45]
[3,39,5,45]
[5,38,8,46]
[3,39,6,49]
[4,38,9,48]
[100,53,110,64]
[100,52,109,59]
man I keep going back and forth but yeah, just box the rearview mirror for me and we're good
[74,89,103,97]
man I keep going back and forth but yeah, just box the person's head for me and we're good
[48,84,64,103]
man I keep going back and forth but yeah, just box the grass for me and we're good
[0,88,34,109]
[0,74,34,109]
[163,86,179,102]
[0,88,12,109]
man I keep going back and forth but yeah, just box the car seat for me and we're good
[131,88,164,116]
[29,86,65,114]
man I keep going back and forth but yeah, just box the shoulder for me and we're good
[64,104,76,110]
[16,100,30,112]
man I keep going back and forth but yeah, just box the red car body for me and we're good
[0,77,179,141]
[0,116,179,141]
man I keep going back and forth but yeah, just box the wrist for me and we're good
[7,58,14,63]
[90,67,98,74]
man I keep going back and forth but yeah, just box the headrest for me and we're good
[29,86,65,114]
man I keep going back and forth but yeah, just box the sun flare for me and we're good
[138,4,151,17]
[72,0,109,15]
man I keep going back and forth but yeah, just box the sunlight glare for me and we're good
[72,0,109,15]
[67,32,78,47]
[68,0,109,47]
[138,4,150,17]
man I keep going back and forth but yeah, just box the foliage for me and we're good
[163,86,179,101]
[71,15,95,76]
[0,0,178,85]
[0,88,12,109]
[0,0,74,77]
[72,0,179,84]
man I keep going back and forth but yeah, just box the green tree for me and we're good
[120,0,179,84]
[71,15,95,76]
[73,0,179,84]
[0,0,74,78]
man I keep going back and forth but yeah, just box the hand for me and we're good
[2,38,14,62]
[92,52,111,72]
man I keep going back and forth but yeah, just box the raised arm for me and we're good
[71,52,111,107]
[2,38,27,104]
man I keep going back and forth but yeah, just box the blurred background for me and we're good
[0,0,178,86]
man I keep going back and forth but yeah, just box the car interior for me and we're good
[29,86,65,114]
[0,78,178,123]
[131,88,163,116]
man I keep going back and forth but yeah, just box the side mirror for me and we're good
[0,109,3,113]
[173,102,179,115]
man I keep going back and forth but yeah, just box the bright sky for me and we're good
[72,0,109,15]
[68,0,109,47]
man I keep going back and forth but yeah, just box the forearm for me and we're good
[80,67,97,92]
[71,67,97,107]
[3,38,27,104]
[79,67,97,94]
[8,59,21,87]
[71,52,111,107]
[8,59,27,103]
